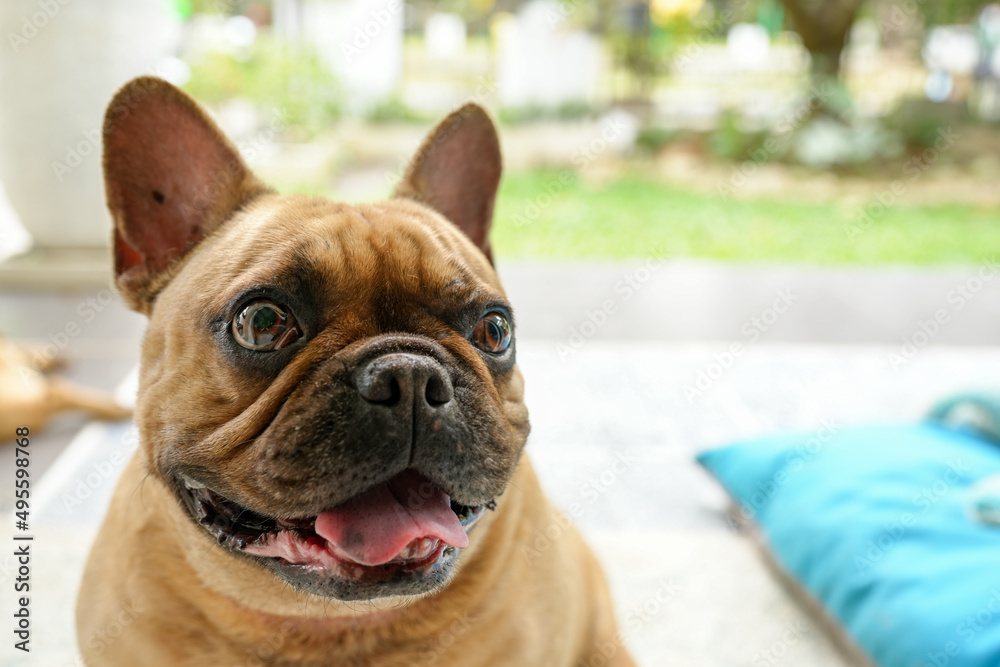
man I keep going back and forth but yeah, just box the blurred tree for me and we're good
[184,34,342,139]
[778,0,864,81]
[780,0,987,84]
[611,0,703,105]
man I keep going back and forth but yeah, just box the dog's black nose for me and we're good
[355,353,453,410]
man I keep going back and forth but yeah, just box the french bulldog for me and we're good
[77,76,635,667]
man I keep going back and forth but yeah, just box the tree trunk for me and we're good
[779,0,865,81]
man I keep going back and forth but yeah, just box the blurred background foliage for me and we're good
[160,0,1000,264]
[184,34,343,138]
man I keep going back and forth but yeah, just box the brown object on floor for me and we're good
[0,336,131,438]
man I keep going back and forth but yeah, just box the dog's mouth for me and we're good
[177,469,493,597]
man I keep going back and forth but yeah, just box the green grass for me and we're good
[491,170,1000,264]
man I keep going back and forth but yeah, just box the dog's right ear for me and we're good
[103,76,271,314]
[393,103,501,264]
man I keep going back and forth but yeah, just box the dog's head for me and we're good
[104,77,529,601]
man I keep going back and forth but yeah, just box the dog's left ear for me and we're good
[394,104,501,263]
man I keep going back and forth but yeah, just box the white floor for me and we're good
[10,341,1000,666]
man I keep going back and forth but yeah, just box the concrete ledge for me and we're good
[0,247,112,290]
[497,259,1000,346]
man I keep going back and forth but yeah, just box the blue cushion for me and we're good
[698,422,1000,667]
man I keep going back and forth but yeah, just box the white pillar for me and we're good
[0,0,178,251]
[304,0,403,114]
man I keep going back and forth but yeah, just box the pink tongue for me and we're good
[314,470,469,566]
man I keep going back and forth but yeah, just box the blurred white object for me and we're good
[225,15,257,49]
[794,118,855,167]
[214,99,263,142]
[273,0,305,39]
[0,0,179,251]
[968,473,1000,526]
[115,364,140,410]
[923,26,979,75]
[727,23,770,71]
[793,117,902,168]
[495,1,601,109]
[847,18,881,72]
[425,13,466,60]
[925,70,954,102]
[601,108,640,152]
[849,18,880,49]
[980,3,1000,50]
[156,55,192,87]
[303,0,404,113]
[992,47,1000,77]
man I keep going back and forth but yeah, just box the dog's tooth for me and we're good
[410,538,438,560]
[195,500,213,523]
[182,475,206,490]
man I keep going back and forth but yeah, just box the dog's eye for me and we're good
[471,311,512,354]
[232,301,301,351]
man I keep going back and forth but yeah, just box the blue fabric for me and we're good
[697,423,1000,667]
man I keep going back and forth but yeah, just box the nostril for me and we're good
[425,373,453,407]
[357,366,403,406]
